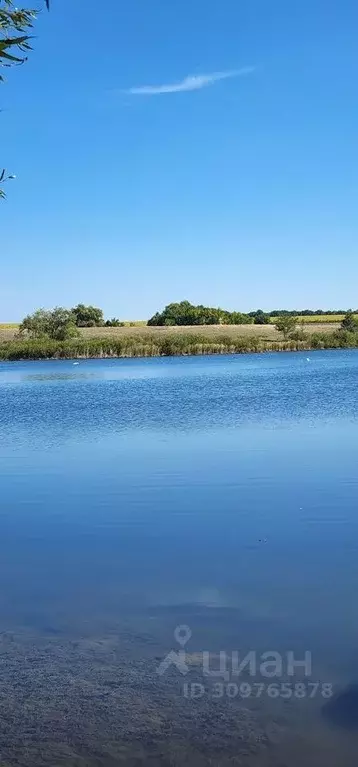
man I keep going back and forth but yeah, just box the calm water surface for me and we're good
[0,350,358,765]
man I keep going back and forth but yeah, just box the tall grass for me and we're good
[270,314,357,324]
[0,330,357,360]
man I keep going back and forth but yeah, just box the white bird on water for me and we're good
[73,362,80,366]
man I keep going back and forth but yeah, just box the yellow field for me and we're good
[0,316,347,343]
[270,315,347,324]
[0,324,19,341]
[120,320,147,327]
[81,322,340,340]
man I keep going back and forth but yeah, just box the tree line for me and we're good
[18,303,358,342]
[147,301,357,327]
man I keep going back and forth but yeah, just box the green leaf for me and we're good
[0,36,31,49]
[0,49,24,62]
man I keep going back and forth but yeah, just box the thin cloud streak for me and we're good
[126,68,255,96]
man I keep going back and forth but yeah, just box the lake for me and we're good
[0,350,358,766]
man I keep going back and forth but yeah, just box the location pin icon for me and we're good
[174,625,192,647]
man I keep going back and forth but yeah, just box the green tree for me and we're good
[147,312,162,326]
[19,307,80,341]
[275,315,297,339]
[147,301,251,326]
[253,309,270,325]
[1,0,48,197]
[341,311,358,332]
[105,318,124,327]
[72,304,104,327]
[148,301,200,326]
[226,311,253,325]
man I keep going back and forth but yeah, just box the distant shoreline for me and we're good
[0,329,357,361]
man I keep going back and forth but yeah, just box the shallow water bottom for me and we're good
[1,352,358,764]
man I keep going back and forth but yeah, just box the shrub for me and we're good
[341,311,358,333]
[19,307,79,341]
[275,316,297,339]
[289,330,308,342]
[105,318,124,327]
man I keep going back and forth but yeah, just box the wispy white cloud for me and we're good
[126,67,255,96]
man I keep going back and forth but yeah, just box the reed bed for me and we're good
[0,331,357,361]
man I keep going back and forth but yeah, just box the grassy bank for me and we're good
[0,322,341,345]
[0,331,357,360]
[80,322,341,343]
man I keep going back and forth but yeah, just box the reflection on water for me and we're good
[24,372,97,382]
[0,350,358,765]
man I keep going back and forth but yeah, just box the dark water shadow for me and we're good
[322,683,358,729]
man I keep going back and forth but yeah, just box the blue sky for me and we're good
[1,0,357,320]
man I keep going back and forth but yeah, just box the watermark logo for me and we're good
[182,681,334,701]
[157,625,192,676]
[157,625,333,700]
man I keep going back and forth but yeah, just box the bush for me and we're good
[289,330,308,342]
[19,307,79,341]
[105,318,124,327]
[341,311,358,333]
[275,316,297,339]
